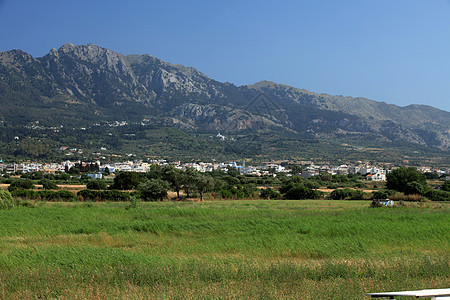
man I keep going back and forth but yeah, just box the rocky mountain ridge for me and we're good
[0,43,449,150]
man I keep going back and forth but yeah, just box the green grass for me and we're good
[0,200,449,299]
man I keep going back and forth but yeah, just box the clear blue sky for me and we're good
[1,0,449,111]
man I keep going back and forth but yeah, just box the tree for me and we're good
[386,167,427,194]
[8,179,34,191]
[138,179,170,201]
[147,164,163,180]
[194,174,215,201]
[110,172,142,190]
[330,188,364,200]
[162,165,183,198]
[283,182,321,200]
[290,165,302,175]
[86,180,107,190]
[39,179,59,190]
[260,188,281,199]
[424,172,439,180]
[442,180,450,192]
[404,181,425,195]
[182,167,198,198]
[319,173,332,182]
[68,167,80,175]
[103,166,110,176]
[227,167,240,178]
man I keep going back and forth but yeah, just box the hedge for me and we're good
[11,189,77,201]
[77,189,133,201]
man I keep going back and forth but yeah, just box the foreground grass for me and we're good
[0,200,448,299]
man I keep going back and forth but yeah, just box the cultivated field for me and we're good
[0,200,448,299]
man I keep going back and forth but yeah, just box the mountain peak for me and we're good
[0,44,449,151]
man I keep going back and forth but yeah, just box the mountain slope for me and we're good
[0,43,449,153]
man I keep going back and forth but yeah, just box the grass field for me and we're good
[0,200,448,299]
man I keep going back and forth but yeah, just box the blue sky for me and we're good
[1,0,449,111]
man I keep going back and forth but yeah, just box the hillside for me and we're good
[0,43,449,163]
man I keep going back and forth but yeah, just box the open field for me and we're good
[0,200,449,299]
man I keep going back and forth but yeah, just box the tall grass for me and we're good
[0,200,448,299]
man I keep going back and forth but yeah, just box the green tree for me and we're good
[405,181,425,195]
[260,188,281,199]
[138,179,170,201]
[283,182,321,200]
[110,172,142,190]
[39,179,59,190]
[162,165,184,198]
[442,180,450,192]
[330,188,364,200]
[289,165,302,175]
[386,167,427,194]
[103,166,110,176]
[319,173,332,182]
[8,179,34,191]
[194,174,215,201]
[86,180,107,190]
[68,167,80,175]
[182,167,197,198]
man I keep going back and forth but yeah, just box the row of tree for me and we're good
[110,166,215,201]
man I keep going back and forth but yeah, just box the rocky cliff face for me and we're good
[0,43,449,150]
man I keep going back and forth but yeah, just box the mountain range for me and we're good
[0,43,449,162]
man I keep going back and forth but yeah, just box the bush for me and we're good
[372,190,391,200]
[8,179,34,191]
[138,179,170,201]
[405,181,425,195]
[260,188,281,200]
[86,180,107,190]
[110,172,143,190]
[390,193,423,202]
[11,189,77,202]
[38,179,59,190]
[441,181,450,192]
[284,184,322,200]
[0,190,14,210]
[329,188,366,200]
[425,190,450,201]
[126,195,142,209]
[77,189,132,202]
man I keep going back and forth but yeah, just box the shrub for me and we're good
[110,172,143,190]
[329,188,366,200]
[11,189,77,201]
[390,193,423,202]
[260,188,281,200]
[216,189,235,199]
[329,188,353,200]
[425,190,450,201]
[137,179,170,201]
[441,181,450,192]
[126,195,142,209]
[405,181,425,195]
[8,179,34,191]
[284,183,322,200]
[372,190,396,199]
[38,179,59,190]
[0,190,14,210]
[86,180,107,190]
[77,189,132,202]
